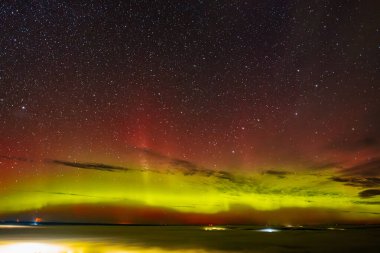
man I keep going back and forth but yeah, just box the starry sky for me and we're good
[0,1,379,224]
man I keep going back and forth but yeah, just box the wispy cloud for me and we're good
[306,162,342,170]
[0,155,35,163]
[342,158,380,177]
[47,159,131,172]
[331,176,380,188]
[33,191,102,198]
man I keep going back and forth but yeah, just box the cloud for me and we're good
[170,159,212,176]
[31,191,140,202]
[342,158,380,177]
[0,149,236,181]
[359,189,380,198]
[33,191,101,198]
[170,158,237,181]
[130,147,223,177]
[306,162,341,170]
[330,176,380,188]
[127,146,239,181]
[47,159,131,172]
[264,170,289,178]
[136,147,168,160]
[0,155,34,163]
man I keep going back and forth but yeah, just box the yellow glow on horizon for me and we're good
[0,242,221,253]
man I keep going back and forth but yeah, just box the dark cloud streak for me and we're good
[359,189,380,198]
[47,159,131,172]
[331,176,380,188]
[264,170,290,177]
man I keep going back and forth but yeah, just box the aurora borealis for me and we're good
[1,1,380,224]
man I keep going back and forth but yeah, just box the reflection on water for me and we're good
[0,225,380,253]
[0,243,69,253]
[0,241,218,253]
[203,226,227,231]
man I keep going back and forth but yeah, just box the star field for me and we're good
[0,1,379,223]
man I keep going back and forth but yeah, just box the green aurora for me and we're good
[1,148,379,224]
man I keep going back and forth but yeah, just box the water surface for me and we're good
[0,225,379,252]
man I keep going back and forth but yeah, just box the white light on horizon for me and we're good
[257,228,280,233]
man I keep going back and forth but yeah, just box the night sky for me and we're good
[0,1,379,224]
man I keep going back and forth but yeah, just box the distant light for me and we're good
[327,227,345,231]
[0,243,69,253]
[203,226,227,231]
[284,224,303,228]
[258,228,280,233]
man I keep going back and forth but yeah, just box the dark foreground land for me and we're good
[0,225,380,252]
